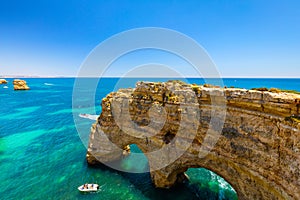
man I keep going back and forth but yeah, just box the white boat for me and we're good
[3,86,8,89]
[78,183,99,192]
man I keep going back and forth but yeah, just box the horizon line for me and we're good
[1,75,300,79]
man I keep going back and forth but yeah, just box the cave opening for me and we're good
[163,131,176,144]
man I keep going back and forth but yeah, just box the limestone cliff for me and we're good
[0,79,8,84]
[13,79,30,90]
[87,80,300,200]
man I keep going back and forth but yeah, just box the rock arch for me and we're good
[86,81,300,200]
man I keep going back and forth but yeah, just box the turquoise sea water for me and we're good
[0,78,299,200]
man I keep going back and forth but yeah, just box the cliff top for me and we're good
[133,80,300,100]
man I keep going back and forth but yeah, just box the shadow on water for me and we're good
[88,162,237,200]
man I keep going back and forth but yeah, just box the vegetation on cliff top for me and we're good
[251,87,300,95]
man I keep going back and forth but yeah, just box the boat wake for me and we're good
[79,114,98,120]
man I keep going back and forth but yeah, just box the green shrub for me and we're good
[280,89,300,95]
[269,88,281,93]
[251,87,269,91]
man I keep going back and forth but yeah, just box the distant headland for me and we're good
[0,75,69,78]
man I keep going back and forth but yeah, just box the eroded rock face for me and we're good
[87,80,300,200]
[13,79,30,90]
[0,79,8,84]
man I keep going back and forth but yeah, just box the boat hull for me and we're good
[78,184,99,192]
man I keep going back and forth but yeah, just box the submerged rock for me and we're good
[87,80,300,200]
[13,79,30,90]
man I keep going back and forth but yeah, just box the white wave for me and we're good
[79,113,98,120]
[3,86,8,89]
[44,83,54,86]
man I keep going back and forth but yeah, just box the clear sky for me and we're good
[0,0,299,77]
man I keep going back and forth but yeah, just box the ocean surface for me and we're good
[0,78,299,200]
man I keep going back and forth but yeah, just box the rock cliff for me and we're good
[87,80,300,200]
[13,79,30,90]
[0,79,8,84]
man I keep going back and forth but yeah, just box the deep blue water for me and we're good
[0,78,299,200]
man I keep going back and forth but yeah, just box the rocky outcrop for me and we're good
[0,79,8,84]
[13,79,30,90]
[87,80,300,200]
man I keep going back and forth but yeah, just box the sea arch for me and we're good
[86,81,300,200]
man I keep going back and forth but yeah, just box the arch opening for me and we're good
[185,167,238,200]
[118,144,238,200]
[120,144,150,173]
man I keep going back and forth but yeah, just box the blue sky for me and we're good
[0,0,299,77]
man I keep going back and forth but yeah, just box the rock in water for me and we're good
[13,79,30,90]
[87,80,300,200]
[0,79,8,84]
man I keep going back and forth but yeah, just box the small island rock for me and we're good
[13,79,30,90]
[0,79,8,84]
